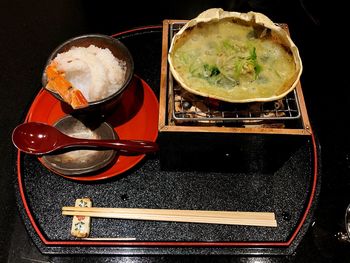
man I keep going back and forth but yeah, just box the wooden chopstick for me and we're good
[82,237,137,241]
[62,207,277,227]
[62,207,275,219]
[62,211,277,227]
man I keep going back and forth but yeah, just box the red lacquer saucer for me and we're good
[25,76,159,181]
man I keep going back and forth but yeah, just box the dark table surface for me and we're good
[1,0,349,262]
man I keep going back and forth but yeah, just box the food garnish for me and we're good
[45,62,89,109]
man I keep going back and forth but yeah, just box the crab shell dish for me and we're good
[168,8,303,103]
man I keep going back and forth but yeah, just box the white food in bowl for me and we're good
[53,44,127,102]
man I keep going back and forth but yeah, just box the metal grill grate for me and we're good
[168,22,301,124]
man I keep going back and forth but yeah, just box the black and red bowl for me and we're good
[42,34,134,116]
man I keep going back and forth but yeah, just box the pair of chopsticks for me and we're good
[62,207,277,227]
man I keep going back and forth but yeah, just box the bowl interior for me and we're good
[42,34,134,105]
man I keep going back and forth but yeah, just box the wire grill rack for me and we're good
[168,22,301,125]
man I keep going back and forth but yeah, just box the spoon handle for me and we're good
[69,138,159,154]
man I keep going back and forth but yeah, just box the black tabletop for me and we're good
[1,0,349,262]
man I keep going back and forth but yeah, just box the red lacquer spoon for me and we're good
[12,122,159,155]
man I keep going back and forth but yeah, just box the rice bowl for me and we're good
[42,34,134,112]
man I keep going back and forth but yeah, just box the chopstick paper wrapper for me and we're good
[62,206,277,227]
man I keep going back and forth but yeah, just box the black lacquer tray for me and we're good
[14,26,321,255]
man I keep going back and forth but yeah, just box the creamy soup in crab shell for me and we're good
[171,20,297,101]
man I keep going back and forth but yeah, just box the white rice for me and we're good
[54,45,126,102]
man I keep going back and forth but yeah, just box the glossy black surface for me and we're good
[1,0,349,262]
[16,137,315,254]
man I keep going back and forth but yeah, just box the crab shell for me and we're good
[168,8,303,103]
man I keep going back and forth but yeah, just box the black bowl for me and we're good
[42,34,134,117]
